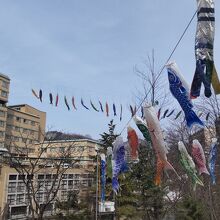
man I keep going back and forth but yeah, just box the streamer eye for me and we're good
[168,72,176,83]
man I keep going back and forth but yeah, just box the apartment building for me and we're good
[0,73,10,148]
[5,104,46,154]
[0,73,100,219]
[0,72,46,153]
[0,138,99,219]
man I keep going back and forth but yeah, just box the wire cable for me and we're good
[119,9,198,135]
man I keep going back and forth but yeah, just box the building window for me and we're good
[23,129,28,134]
[46,174,52,179]
[6,124,12,129]
[16,117,21,122]
[0,110,5,117]
[74,180,80,186]
[61,191,68,200]
[1,90,7,98]
[45,181,51,189]
[7,114,13,119]
[16,194,25,204]
[61,180,67,189]
[17,182,25,192]
[31,121,35,126]
[74,174,80,179]
[68,180,73,189]
[18,175,26,180]
[8,195,16,204]
[9,175,17,180]
[2,80,9,89]
[11,206,27,216]
[0,121,4,127]
[23,119,29,124]
[0,131,4,138]
[38,174,44,180]
[68,174,73,179]
[36,193,43,202]
[15,126,20,132]
[8,182,16,193]
[81,180,88,186]
[62,174,68,179]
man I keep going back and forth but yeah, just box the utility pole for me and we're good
[95,149,99,220]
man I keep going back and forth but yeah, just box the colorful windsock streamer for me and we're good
[112,137,128,194]
[90,100,99,112]
[144,104,179,185]
[81,98,89,110]
[55,94,59,107]
[120,104,122,121]
[49,93,53,105]
[71,96,77,110]
[130,105,136,117]
[127,126,139,160]
[209,138,217,184]
[191,139,209,175]
[106,102,109,117]
[64,96,70,110]
[39,89,43,102]
[178,141,203,190]
[113,103,117,116]
[99,101,104,112]
[31,89,39,99]
[100,154,106,202]
[166,62,204,128]
[191,0,220,98]
[133,115,151,145]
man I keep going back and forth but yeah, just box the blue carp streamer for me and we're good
[112,137,128,193]
[166,62,204,129]
[100,154,106,202]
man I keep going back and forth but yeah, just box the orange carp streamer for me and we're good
[127,126,139,160]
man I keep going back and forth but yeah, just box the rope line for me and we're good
[119,10,198,135]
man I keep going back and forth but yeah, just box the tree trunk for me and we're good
[213,118,220,218]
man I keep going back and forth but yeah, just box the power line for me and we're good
[119,9,198,135]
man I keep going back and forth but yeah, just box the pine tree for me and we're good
[116,141,166,220]
[99,119,119,152]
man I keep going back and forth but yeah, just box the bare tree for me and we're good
[134,50,171,109]
[2,131,87,220]
[164,93,220,219]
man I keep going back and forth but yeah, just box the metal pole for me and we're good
[95,153,99,220]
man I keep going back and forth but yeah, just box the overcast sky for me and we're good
[0,0,220,140]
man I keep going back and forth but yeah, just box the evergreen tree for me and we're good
[99,119,119,152]
[116,141,166,220]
